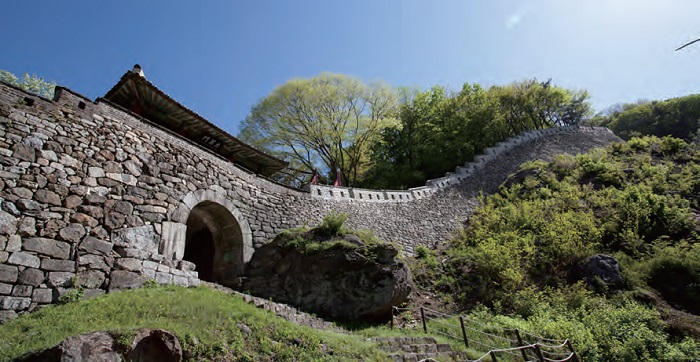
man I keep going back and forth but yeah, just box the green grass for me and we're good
[0,285,388,361]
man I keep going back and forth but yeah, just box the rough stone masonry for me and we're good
[0,72,620,321]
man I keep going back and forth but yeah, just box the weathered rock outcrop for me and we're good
[575,254,624,290]
[18,329,182,362]
[243,232,412,321]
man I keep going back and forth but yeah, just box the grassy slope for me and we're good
[411,136,700,361]
[0,285,387,361]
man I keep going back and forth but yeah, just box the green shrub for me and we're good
[58,288,84,304]
[317,212,348,236]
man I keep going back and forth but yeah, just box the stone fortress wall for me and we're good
[0,81,620,319]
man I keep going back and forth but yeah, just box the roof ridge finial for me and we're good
[132,64,145,78]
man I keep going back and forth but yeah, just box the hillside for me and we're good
[410,135,700,361]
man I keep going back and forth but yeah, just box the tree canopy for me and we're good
[0,69,56,99]
[239,73,397,187]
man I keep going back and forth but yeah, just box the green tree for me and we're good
[0,69,56,99]
[239,73,397,186]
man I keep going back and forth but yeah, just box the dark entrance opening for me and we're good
[182,228,215,281]
[183,201,244,287]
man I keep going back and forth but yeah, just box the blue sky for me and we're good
[1,1,699,135]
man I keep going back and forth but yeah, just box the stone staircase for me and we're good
[370,336,469,362]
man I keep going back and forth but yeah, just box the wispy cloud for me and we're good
[505,3,532,30]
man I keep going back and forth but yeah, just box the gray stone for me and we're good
[23,238,71,259]
[1,201,21,217]
[123,160,142,176]
[178,260,196,272]
[5,235,21,252]
[34,189,62,206]
[172,275,189,286]
[24,331,122,361]
[115,258,142,271]
[79,236,113,255]
[8,251,40,268]
[106,172,138,186]
[17,216,36,236]
[0,310,17,324]
[77,270,106,289]
[78,205,104,219]
[41,259,76,272]
[17,268,44,286]
[16,199,42,211]
[0,283,12,295]
[11,285,33,297]
[0,251,7,263]
[104,212,126,230]
[88,166,105,178]
[578,254,624,290]
[109,200,134,215]
[0,210,17,235]
[0,264,18,283]
[32,288,52,304]
[11,187,33,199]
[70,212,99,227]
[109,270,148,290]
[40,149,58,162]
[111,225,159,255]
[160,222,186,260]
[64,194,83,209]
[12,142,35,162]
[58,223,86,242]
[0,296,31,310]
[47,272,75,288]
[78,254,111,271]
[155,272,173,285]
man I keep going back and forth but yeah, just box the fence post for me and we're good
[533,344,545,362]
[390,306,394,330]
[459,316,469,348]
[420,307,427,333]
[566,340,580,362]
[513,330,529,362]
[489,351,498,362]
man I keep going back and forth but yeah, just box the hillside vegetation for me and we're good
[587,94,700,140]
[0,285,386,361]
[412,136,700,361]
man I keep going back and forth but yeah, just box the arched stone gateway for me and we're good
[165,189,254,287]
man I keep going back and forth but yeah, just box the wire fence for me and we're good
[391,306,580,362]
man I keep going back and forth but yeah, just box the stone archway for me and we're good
[167,189,253,287]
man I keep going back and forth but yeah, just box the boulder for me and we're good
[576,254,624,290]
[243,232,412,321]
[18,329,182,362]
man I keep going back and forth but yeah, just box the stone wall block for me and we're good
[0,283,12,295]
[0,210,18,235]
[58,223,86,243]
[115,258,143,272]
[11,285,32,297]
[79,236,113,256]
[8,251,40,268]
[160,222,186,261]
[22,238,71,259]
[17,268,44,286]
[0,264,19,283]
[108,270,148,290]
[0,296,31,310]
[32,288,52,304]
[34,189,62,206]
[41,259,76,272]
[111,225,158,255]
[47,272,75,288]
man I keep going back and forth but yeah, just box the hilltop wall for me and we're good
[0,82,620,320]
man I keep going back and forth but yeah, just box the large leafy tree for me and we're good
[361,79,591,189]
[0,69,56,99]
[239,73,397,187]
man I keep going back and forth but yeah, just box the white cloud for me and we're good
[505,3,532,30]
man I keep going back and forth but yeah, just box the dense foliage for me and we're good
[587,94,700,141]
[413,136,700,361]
[240,76,590,189]
[0,69,56,99]
[361,79,591,189]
